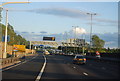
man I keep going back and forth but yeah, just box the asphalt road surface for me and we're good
[2,54,44,80]
[41,54,119,79]
[2,53,119,80]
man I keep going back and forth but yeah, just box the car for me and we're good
[69,52,74,55]
[44,50,50,55]
[73,55,86,64]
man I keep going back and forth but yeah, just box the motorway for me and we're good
[2,53,119,80]
[2,54,44,80]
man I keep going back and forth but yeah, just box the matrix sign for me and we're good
[43,37,55,41]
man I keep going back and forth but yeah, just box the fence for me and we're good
[1,57,20,66]
[0,42,36,58]
[0,42,13,58]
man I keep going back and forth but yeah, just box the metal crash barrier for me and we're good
[1,57,20,66]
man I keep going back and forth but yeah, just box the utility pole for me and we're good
[65,32,68,55]
[3,9,8,58]
[87,13,96,55]
[0,8,2,58]
[0,2,30,58]
[82,33,85,55]
[30,41,31,49]
[72,26,78,55]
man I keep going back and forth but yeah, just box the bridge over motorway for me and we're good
[30,41,85,48]
[31,41,59,47]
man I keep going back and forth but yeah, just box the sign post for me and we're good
[0,42,2,58]
[13,45,26,57]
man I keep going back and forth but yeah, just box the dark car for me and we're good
[73,55,86,64]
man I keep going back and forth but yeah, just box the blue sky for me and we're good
[1,2,118,48]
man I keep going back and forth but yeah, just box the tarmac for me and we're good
[0,53,36,70]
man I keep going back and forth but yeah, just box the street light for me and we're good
[0,2,30,58]
[60,33,64,52]
[87,13,97,55]
[82,33,85,55]
[72,26,79,54]
[65,32,68,55]
[2,9,8,58]
[0,2,30,7]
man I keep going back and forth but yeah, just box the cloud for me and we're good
[31,32,35,33]
[95,32,118,48]
[86,22,117,27]
[94,18,118,26]
[105,41,115,45]
[3,0,120,2]
[95,18,117,24]
[72,27,86,34]
[10,7,117,27]
[40,31,47,34]
[29,7,118,27]
[98,32,118,42]
[21,31,29,33]
[15,30,118,48]
[29,7,87,18]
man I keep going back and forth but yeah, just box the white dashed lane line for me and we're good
[83,72,88,76]
[73,66,76,69]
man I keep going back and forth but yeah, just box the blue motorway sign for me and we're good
[40,45,44,46]
[2,35,10,42]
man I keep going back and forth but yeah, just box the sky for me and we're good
[1,1,119,48]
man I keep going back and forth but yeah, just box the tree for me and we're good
[0,7,2,22]
[0,8,2,41]
[92,35,105,51]
[1,23,29,46]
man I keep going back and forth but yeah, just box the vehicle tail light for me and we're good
[84,58,86,61]
[79,59,83,60]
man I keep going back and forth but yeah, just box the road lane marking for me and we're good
[1,54,38,72]
[73,66,76,69]
[35,55,47,81]
[83,72,88,76]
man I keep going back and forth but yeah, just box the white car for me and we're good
[44,50,50,55]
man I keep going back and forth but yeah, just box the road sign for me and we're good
[43,37,55,41]
[40,45,44,46]
[13,46,18,52]
[2,35,10,42]
[13,45,26,52]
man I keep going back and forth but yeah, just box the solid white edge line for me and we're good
[35,55,47,81]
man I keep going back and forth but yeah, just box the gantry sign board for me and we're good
[43,37,55,41]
